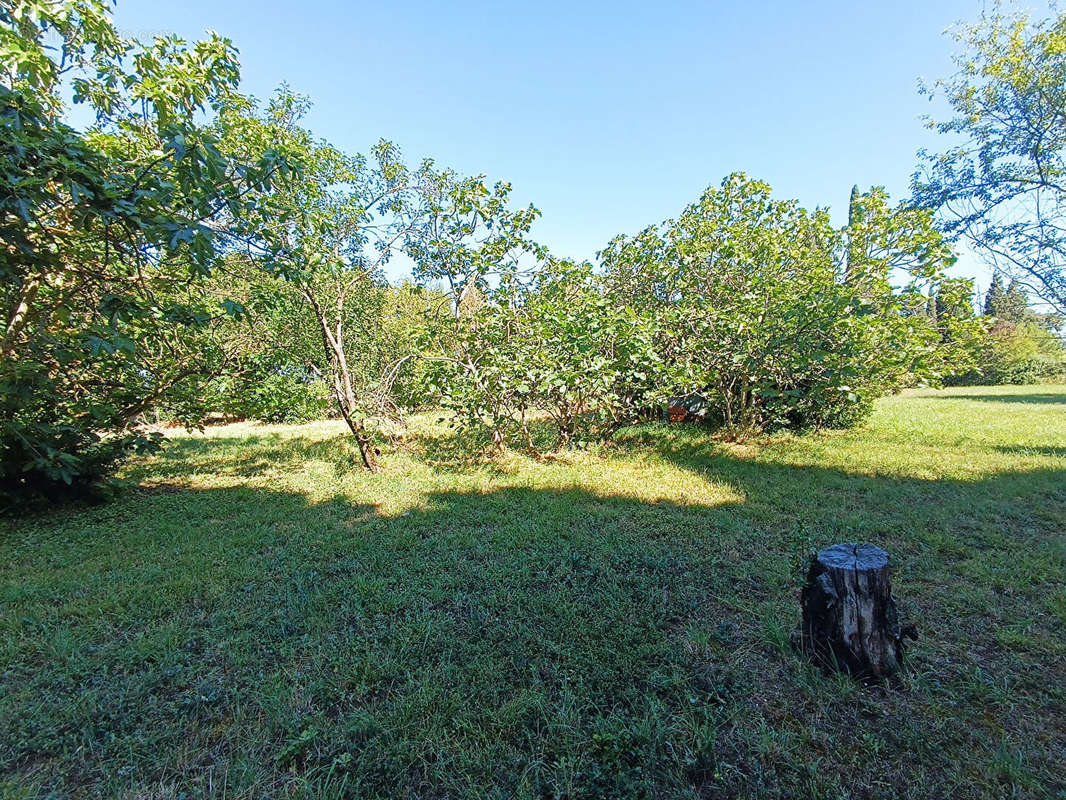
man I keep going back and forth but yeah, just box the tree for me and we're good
[406,166,544,319]
[212,90,426,471]
[845,184,861,282]
[1000,279,1030,323]
[213,91,539,470]
[983,271,1033,324]
[842,186,956,300]
[175,262,332,425]
[955,320,1066,385]
[914,4,1066,314]
[950,272,1066,386]
[1,1,288,501]
[430,259,661,452]
[599,175,951,432]
[983,272,1007,317]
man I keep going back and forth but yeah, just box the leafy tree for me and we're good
[842,186,956,301]
[406,166,544,318]
[521,263,659,447]
[600,175,953,432]
[425,306,529,452]
[211,90,422,470]
[929,277,985,379]
[0,0,123,107]
[213,92,533,469]
[202,359,330,424]
[840,186,978,385]
[949,272,1065,385]
[952,320,1066,385]
[1,1,288,501]
[380,282,449,409]
[915,4,1066,314]
[599,226,670,308]
[176,264,332,424]
[428,260,660,451]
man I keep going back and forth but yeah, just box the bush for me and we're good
[203,361,331,424]
[603,175,945,433]
[429,261,661,451]
[250,373,332,423]
[431,176,958,453]
[949,321,1066,385]
[0,360,162,507]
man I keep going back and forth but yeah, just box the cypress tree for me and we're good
[1001,279,1029,322]
[983,272,1006,316]
[845,184,861,284]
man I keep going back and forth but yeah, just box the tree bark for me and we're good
[798,543,908,681]
[304,287,379,472]
[2,274,42,360]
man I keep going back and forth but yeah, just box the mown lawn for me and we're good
[2,385,1065,799]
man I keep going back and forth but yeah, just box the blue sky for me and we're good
[108,0,1048,289]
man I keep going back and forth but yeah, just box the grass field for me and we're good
[2,385,1065,799]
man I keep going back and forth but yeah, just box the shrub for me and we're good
[602,175,947,433]
[950,321,1066,385]
[204,366,331,424]
[433,176,959,452]
[1,10,288,503]
[0,360,162,507]
[429,261,661,451]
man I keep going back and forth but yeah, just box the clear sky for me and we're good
[107,0,1049,288]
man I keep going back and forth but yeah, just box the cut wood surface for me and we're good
[799,542,906,680]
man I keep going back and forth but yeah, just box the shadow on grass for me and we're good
[994,444,1066,458]
[927,391,1066,404]
[2,435,1065,799]
[401,417,565,470]
[135,433,372,480]
[144,418,567,478]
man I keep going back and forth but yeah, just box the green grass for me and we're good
[2,385,1065,799]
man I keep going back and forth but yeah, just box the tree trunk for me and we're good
[333,401,378,473]
[306,290,379,473]
[798,543,907,681]
[352,423,379,473]
[1,274,42,360]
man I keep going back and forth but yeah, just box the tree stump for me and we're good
[798,543,906,680]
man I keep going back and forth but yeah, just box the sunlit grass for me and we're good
[2,385,1064,798]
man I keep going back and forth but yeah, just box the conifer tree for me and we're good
[983,273,1006,316]
[845,184,861,283]
[1000,279,1029,323]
